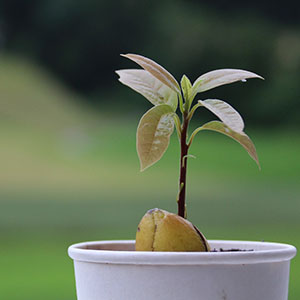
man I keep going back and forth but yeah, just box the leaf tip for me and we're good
[120,53,136,60]
[250,149,261,170]
[120,53,135,61]
[256,74,265,81]
[256,160,261,171]
[140,162,151,172]
[250,72,264,81]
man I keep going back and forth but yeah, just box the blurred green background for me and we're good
[0,1,299,299]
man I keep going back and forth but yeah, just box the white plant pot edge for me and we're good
[68,239,296,265]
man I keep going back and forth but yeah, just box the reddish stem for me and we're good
[177,113,189,218]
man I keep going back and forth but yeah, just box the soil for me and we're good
[210,248,254,252]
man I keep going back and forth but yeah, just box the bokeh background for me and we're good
[0,1,299,299]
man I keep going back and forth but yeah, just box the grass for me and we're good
[0,54,299,299]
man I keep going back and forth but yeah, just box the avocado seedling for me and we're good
[116,54,262,251]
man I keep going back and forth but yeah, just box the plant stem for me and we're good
[178,111,190,218]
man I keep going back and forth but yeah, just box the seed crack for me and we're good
[151,212,157,251]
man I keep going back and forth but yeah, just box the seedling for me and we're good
[116,54,263,251]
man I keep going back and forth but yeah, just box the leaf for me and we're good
[200,121,260,168]
[116,69,177,111]
[137,105,175,171]
[192,69,263,97]
[199,99,244,132]
[121,53,180,94]
[180,74,192,103]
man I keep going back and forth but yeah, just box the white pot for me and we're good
[68,240,296,300]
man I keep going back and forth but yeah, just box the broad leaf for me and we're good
[200,121,260,167]
[137,105,175,171]
[116,69,177,111]
[192,69,263,97]
[121,53,180,94]
[199,99,244,132]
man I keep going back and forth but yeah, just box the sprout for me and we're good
[117,53,263,218]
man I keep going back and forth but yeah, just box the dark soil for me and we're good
[210,248,254,252]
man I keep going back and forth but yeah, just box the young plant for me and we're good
[116,54,263,251]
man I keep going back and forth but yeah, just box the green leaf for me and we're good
[180,74,192,103]
[199,99,244,132]
[137,105,175,171]
[200,121,260,168]
[116,69,177,111]
[192,69,263,97]
[121,54,180,94]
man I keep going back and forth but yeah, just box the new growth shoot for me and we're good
[116,54,263,218]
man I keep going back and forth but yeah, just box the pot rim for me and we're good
[68,240,296,265]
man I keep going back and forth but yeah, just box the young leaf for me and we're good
[180,74,192,103]
[121,54,180,94]
[116,69,177,111]
[200,121,260,167]
[192,69,263,97]
[198,99,244,132]
[137,105,175,171]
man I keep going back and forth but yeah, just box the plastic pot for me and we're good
[68,240,296,300]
